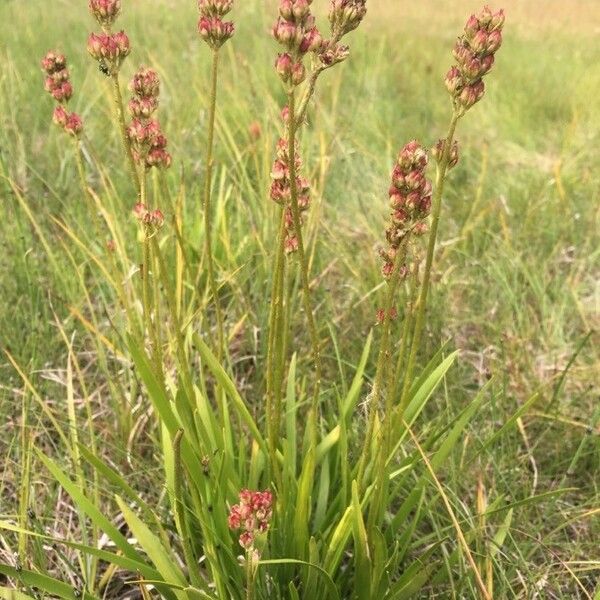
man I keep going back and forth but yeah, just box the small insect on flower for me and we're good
[98,60,111,77]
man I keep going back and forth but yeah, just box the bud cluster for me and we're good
[381,141,431,278]
[227,489,273,553]
[198,0,234,50]
[272,0,324,88]
[41,51,83,137]
[445,5,504,111]
[133,203,165,229]
[89,0,121,29]
[41,51,72,103]
[329,0,367,37]
[87,31,131,75]
[127,68,171,170]
[270,137,311,254]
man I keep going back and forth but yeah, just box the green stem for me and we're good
[203,49,226,361]
[287,89,322,447]
[399,111,460,408]
[356,238,409,490]
[111,73,140,195]
[265,211,287,489]
[245,553,254,600]
[391,262,420,415]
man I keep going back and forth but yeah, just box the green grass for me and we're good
[1,0,599,598]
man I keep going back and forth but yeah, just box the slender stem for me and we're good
[245,554,254,600]
[203,49,226,360]
[399,111,460,408]
[172,430,202,588]
[356,238,409,489]
[266,211,287,489]
[295,31,342,125]
[287,89,322,447]
[111,73,140,195]
[391,262,420,414]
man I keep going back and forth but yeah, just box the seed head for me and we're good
[329,0,367,36]
[198,16,235,49]
[128,96,159,119]
[87,31,131,73]
[198,0,233,18]
[89,0,121,28]
[130,67,160,99]
[446,5,504,112]
[381,140,431,278]
[41,51,67,75]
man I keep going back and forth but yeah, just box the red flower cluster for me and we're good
[197,0,234,50]
[380,141,431,278]
[41,51,83,137]
[273,0,323,88]
[87,31,130,75]
[270,137,311,254]
[133,203,165,228]
[445,5,505,111]
[89,0,121,28]
[127,68,171,170]
[227,489,273,552]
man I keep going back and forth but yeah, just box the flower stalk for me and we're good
[203,49,226,361]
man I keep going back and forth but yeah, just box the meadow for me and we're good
[1,0,599,598]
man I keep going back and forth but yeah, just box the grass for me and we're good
[1,0,599,597]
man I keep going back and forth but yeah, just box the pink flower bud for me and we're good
[299,27,323,53]
[476,5,494,27]
[485,30,502,54]
[150,209,164,227]
[445,66,464,96]
[292,0,310,20]
[133,202,148,220]
[284,234,299,253]
[470,29,489,54]
[51,81,73,103]
[291,61,306,85]
[279,0,293,20]
[52,105,68,127]
[275,52,293,82]
[464,14,480,39]
[458,79,485,109]
[128,96,159,119]
[490,9,505,31]
[413,221,429,236]
[239,531,254,550]
[65,112,83,136]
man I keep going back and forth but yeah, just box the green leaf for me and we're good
[35,450,142,563]
[0,565,99,600]
[258,560,340,600]
[193,333,267,454]
[351,481,372,600]
[115,496,188,599]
